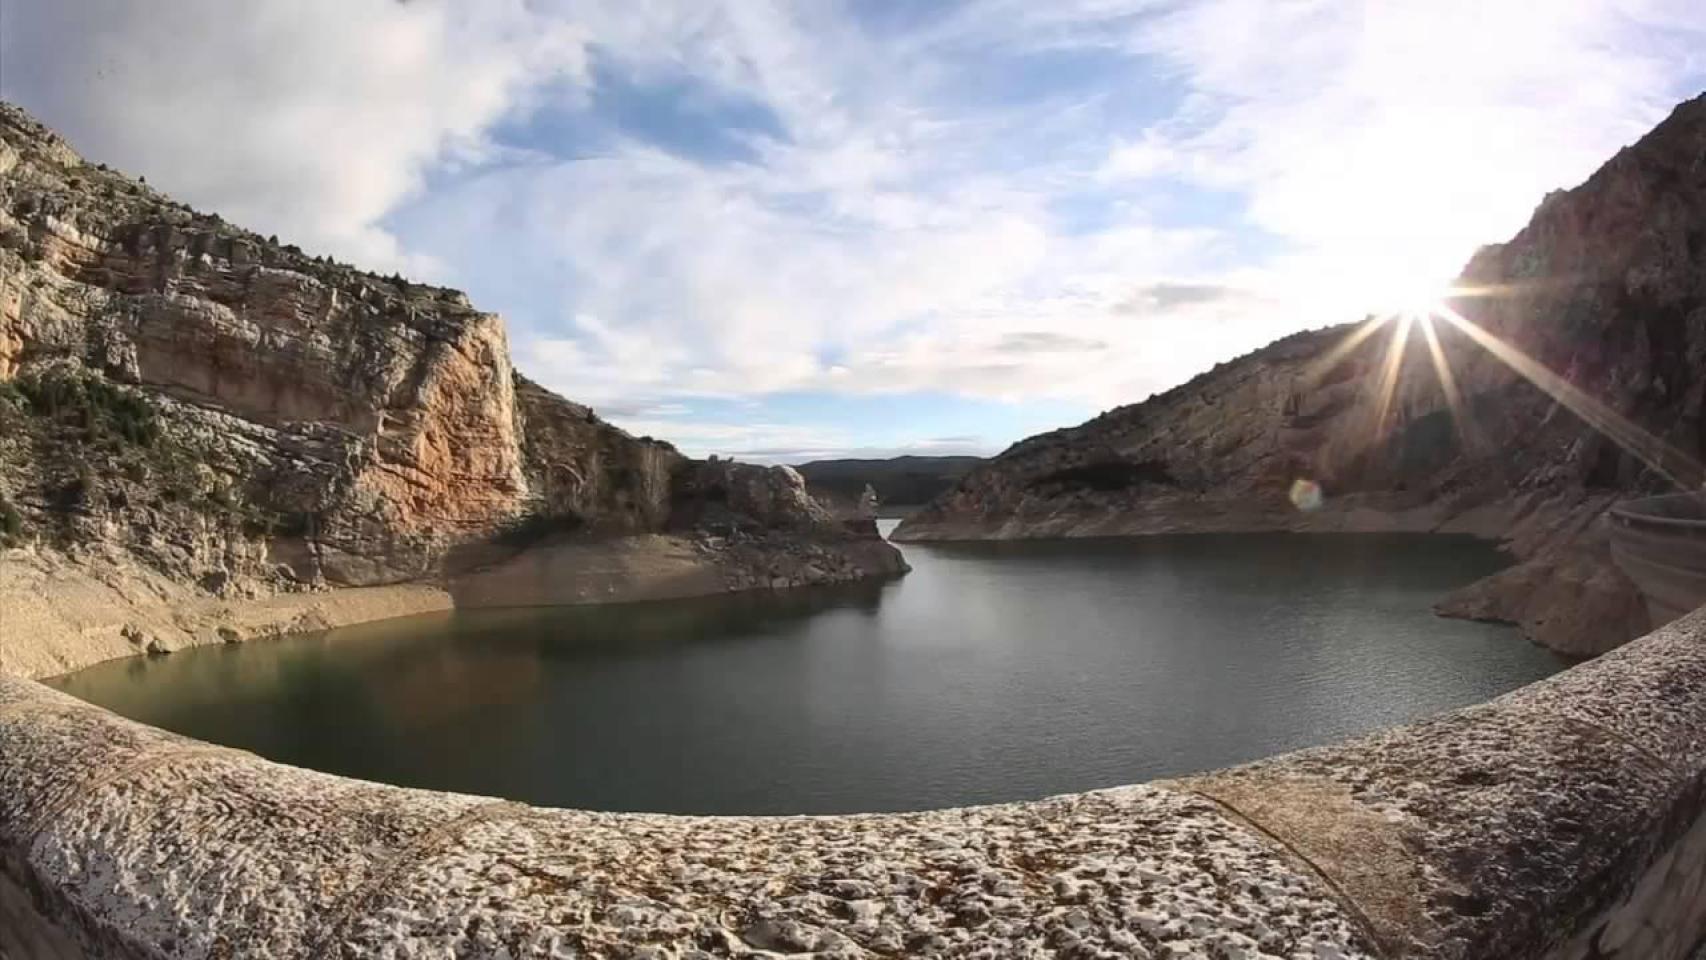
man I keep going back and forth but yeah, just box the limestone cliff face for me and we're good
[898,94,1706,657]
[0,100,902,654]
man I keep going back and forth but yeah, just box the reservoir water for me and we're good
[51,525,1564,814]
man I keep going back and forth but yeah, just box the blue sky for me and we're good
[5,0,1706,459]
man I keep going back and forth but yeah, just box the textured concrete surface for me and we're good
[3,612,1706,958]
[1183,609,1706,959]
[0,680,1367,959]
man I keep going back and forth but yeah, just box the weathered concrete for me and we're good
[3,611,1706,958]
[0,679,1367,959]
[1183,610,1706,958]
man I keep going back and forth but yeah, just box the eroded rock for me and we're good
[0,100,906,676]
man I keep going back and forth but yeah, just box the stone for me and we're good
[118,622,148,647]
[1180,608,1706,958]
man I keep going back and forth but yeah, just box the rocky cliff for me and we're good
[0,102,904,678]
[897,93,1706,657]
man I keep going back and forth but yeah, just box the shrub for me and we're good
[16,367,160,447]
[0,496,22,543]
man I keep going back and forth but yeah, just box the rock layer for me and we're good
[897,93,1706,657]
[0,102,904,677]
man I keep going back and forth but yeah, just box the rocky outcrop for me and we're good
[0,102,904,677]
[447,459,905,610]
[897,93,1706,657]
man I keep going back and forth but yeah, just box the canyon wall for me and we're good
[0,102,904,678]
[897,93,1706,657]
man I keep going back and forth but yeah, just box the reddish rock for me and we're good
[0,100,903,628]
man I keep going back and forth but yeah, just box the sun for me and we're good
[1373,277,1457,322]
[1330,255,1460,323]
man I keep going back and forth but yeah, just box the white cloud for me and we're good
[1096,132,1180,182]
[0,0,587,271]
[427,0,1705,419]
[602,416,997,464]
[1111,0,1706,301]
[5,0,1705,454]
[599,416,859,463]
[412,138,1217,409]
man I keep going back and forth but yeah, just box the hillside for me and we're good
[0,102,904,678]
[897,93,1706,657]
[796,455,984,513]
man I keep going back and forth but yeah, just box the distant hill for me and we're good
[797,456,985,511]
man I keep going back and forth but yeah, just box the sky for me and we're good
[3,1,1704,461]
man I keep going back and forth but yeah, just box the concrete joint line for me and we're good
[1186,789,1392,959]
[22,744,243,844]
[1185,714,1683,960]
[308,799,530,958]
[0,698,96,724]
[1551,712,1676,774]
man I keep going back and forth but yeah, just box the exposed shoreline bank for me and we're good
[6,501,1600,685]
[895,490,1645,658]
[0,530,908,682]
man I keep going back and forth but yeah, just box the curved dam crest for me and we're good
[5,608,1706,957]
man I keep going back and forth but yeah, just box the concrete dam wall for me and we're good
[3,612,1706,959]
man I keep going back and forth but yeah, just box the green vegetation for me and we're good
[15,365,160,448]
[2,365,279,539]
[0,494,22,545]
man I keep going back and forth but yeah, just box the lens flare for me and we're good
[1434,304,1703,490]
[1417,313,1479,454]
[1304,313,1391,387]
[1300,285,1703,493]
[1289,477,1324,511]
[1372,312,1415,441]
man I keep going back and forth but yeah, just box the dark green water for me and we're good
[51,526,1564,814]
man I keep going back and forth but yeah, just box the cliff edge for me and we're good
[897,93,1706,657]
[0,102,904,678]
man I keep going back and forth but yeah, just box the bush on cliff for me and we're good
[0,494,22,546]
[2,365,278,542]
[15,365,160,448]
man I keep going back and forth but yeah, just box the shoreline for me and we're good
[0,531,909,682]
[5,518,1581,684]
[3,494,1620,684]
[893,492,1648,657]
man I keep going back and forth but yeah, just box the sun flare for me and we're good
[1323,286,1706,493]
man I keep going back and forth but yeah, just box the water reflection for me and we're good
[53,532,1564,815]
